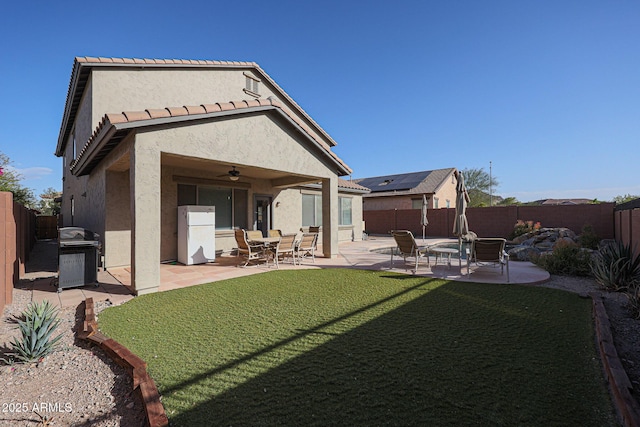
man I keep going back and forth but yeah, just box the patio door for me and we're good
[254,195,272,236]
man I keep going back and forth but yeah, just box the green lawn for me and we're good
[98,269,616,426]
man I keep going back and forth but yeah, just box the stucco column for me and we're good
[130,137,161,295]
[321,176,339,258]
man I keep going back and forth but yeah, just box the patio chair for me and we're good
[268,229,283,238]
[234,229,267,267]
[296,233,318,264]
[466,238,510,282]
[309,226,320,233]
[270,233,298,268]
[246,230,264,241]
[390,230,430,274]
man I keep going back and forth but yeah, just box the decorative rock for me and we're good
[507,227,585,261]
[509,246,541,261]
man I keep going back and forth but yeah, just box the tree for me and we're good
[37,187,62,215]
[497,197,521,206]
[0,151,36,207]
[612,194,639,204]
[461,167,500,207]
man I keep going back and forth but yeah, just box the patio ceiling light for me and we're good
[228,166,240,181]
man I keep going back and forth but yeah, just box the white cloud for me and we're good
[15,167,54,180]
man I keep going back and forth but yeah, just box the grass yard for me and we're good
[98,269,616,426]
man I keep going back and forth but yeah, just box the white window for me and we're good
[411,199,422,209]
[339,197,352,226]
[178,184,248,230]
[302,194,322,227]
[434,197,439,209]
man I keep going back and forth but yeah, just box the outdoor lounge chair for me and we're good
[296,233,318,264]
[234,229,267,267]
[466,238,510,282]
[390,230,430,274]
[270,233,298,268]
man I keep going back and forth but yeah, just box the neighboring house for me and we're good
[55,56,364,295]
[355,168,458,210]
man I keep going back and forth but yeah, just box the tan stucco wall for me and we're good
[433,173,458,209]
[90,67,332,149]
[104,170,131,267]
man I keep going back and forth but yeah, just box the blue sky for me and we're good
[1,0,638,202]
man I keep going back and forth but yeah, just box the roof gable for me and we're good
[56,56,339,156]
[70,98,352,177]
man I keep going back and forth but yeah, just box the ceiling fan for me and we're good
[227,166,240,181]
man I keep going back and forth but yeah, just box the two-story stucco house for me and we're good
[54,57,367,295]
[356,168,458,211]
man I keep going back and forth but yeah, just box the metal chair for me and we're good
[270,233,298,268]
[296,233,318,264]
[466,238,510,282]
[234,229,267,267]
[390,230,430,274]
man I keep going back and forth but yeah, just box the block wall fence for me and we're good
[364,203,616,240]
[0,192,37,313]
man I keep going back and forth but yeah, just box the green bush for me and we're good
[532,242,592,276]
[508,220,541,240]
[579,225,600,250]
[590,240,640,292]
[9,300,63,363]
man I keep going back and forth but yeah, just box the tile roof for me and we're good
[70,98,352,177]
[355,168,456,196]
[337,178,370,192]
[57,56,339,156]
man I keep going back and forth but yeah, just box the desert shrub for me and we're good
[579,225,600,250]
[9,300,63,363]
[627,285,640,320]
[509,220,541,240]
[532,241,592,276]
[590,240,640,292]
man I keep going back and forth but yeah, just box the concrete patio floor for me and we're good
[17,236,550,308]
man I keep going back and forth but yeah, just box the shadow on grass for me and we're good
[166,280,616,426]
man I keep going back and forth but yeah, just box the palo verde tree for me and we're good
[461,167,500,207]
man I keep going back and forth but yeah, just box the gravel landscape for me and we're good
[0,274,638,426]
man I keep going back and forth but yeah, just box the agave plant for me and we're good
[591,240,640,292]
[9,300,64,363]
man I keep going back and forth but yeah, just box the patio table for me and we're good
[249,236,281,266]
[429,246,460,268]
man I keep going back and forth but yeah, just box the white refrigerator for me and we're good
[178,206,216,265]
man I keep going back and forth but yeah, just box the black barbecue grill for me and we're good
[57,227,101,292]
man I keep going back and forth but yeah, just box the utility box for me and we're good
[57,227,101,292]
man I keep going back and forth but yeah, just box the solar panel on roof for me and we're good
[359,171,432,193]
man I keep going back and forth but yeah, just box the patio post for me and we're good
[130,137,161,295]
[321,176,338,258]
